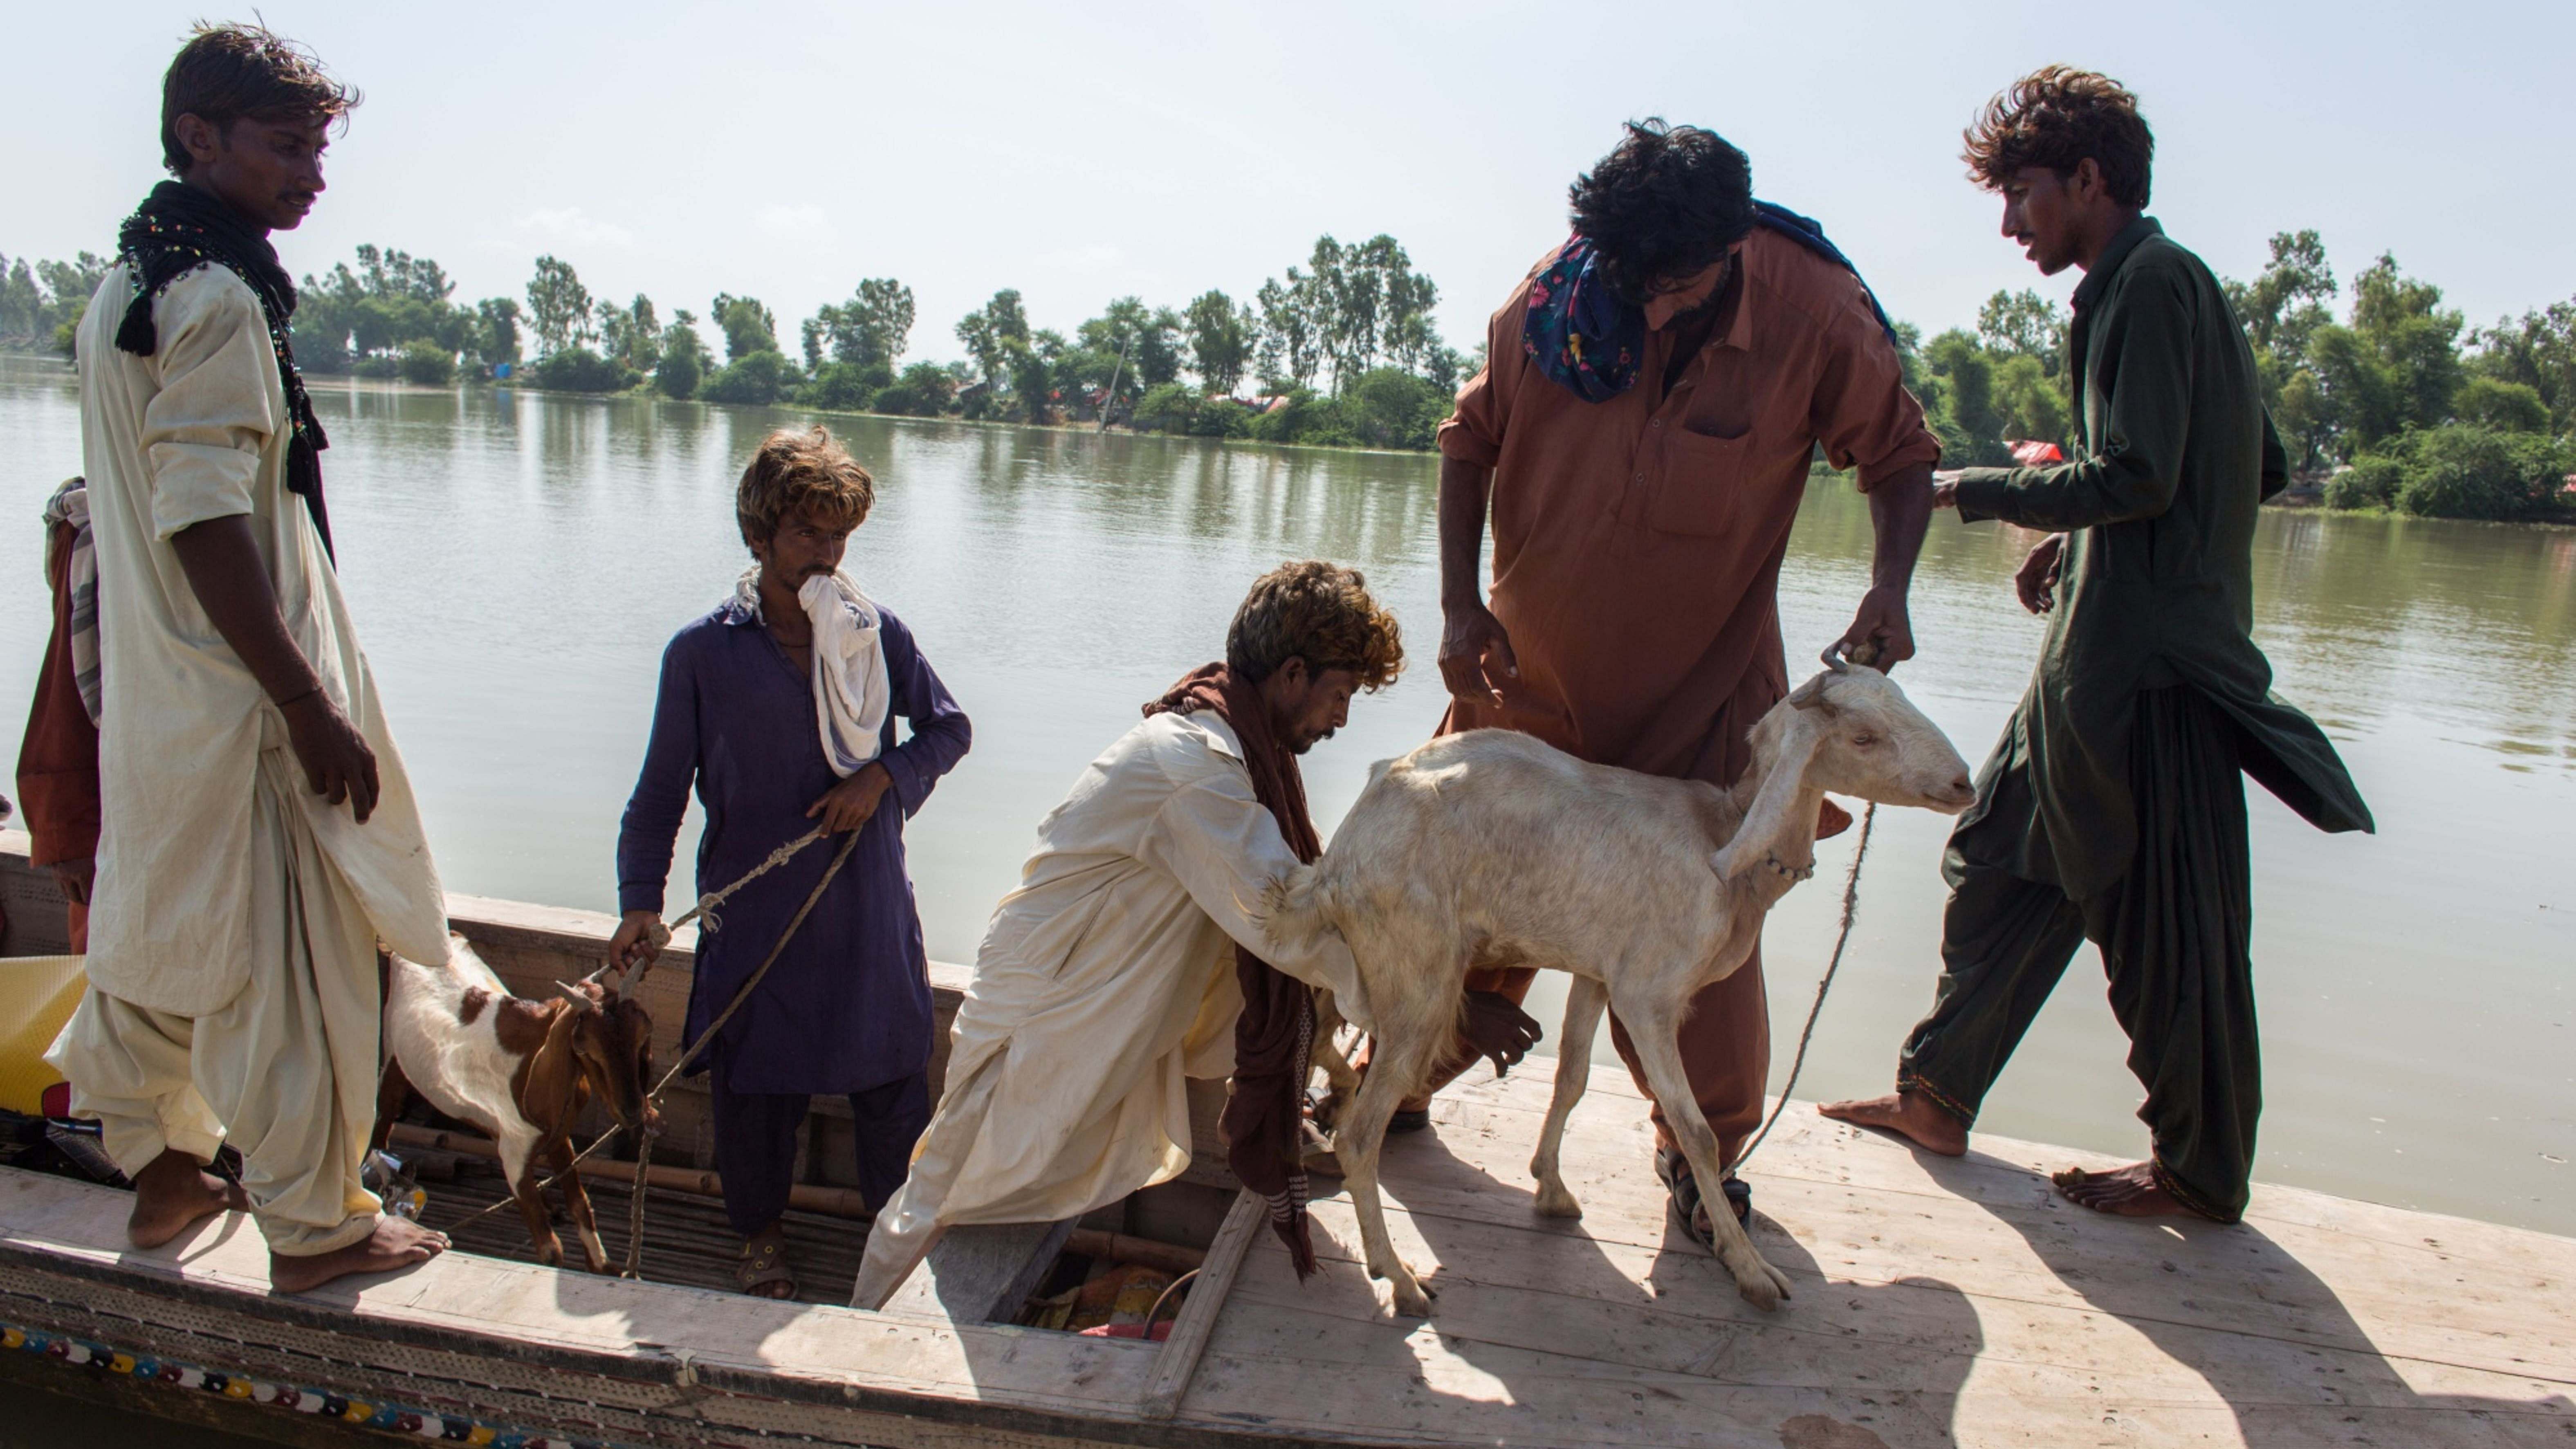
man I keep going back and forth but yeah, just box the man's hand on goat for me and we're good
[1459,989,1544,1077]
[2015,534,2065,615]
[808,761,894,834]
[1836,584,1917,671]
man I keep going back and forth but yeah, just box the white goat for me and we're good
[1265,660,1975,1315]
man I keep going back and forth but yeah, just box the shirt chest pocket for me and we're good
[1648,425,1752,537]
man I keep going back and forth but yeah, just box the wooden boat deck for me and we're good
[0,839,2570,1445]
[1200,1074,2576,1446]
[3,1060,2569,1446]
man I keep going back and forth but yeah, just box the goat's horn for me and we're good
[619,920,676,1000]
[577,958,638,1002]
[553,980,601,1013]
[1819,642,1852,673]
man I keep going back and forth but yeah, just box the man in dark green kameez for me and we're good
[1824,67,2371,1223]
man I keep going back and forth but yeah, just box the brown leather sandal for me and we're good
[737,1237,797,1300]
[1656,1147,1751,1249]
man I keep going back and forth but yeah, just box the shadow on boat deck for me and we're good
[1223,1118,1990,1448]
[1933,1147,2576,1446]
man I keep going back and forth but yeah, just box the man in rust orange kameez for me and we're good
[1416,120,1941,1242]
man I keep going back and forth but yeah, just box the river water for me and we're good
[3,354,2570,1238]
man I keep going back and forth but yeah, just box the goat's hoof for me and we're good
[1732,1260,1793,1312]
[1390,1278,1436,1318]
[1531,1187,1583,1220]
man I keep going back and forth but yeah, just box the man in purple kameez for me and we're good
[610,426,970,1299]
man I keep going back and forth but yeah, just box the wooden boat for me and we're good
[0,830,2569,1447]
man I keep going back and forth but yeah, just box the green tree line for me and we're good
[7,228,2571,509]
[1902,233,2575,522]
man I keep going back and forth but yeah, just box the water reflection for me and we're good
[0,356,2567,1236]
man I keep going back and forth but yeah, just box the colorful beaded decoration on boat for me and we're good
[2,1321,630,1447]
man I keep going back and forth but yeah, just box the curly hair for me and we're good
[1567,119,1756,306]
[1226,561,1404,690]
[736,426,875,550]
[161,22,359,177]
[1962,66,2153,209]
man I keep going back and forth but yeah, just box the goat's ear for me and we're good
[1713,708,1826,879]
[1787,673,1840,717]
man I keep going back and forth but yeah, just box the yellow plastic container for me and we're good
[0,957,88,1114]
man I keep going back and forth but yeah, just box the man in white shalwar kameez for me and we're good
[855,563,1537,1307]
[44,24,453,1291]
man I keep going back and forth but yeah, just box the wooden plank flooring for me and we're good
[0,1050,2569,1447]
[411,1150,869,1303]
[1181,1064,2576,1448]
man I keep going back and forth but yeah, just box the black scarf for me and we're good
[114,181,333,561]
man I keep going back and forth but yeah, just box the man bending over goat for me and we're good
[853,562,1537,1308]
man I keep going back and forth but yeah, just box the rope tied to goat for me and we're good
[1733,635,1885,1171]
[1734,798,1873,1169]
[432,827,857,1278]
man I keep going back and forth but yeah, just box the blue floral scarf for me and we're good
[1523,201,1901,403]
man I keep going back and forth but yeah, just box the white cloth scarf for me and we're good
[40,478,101,725]
[736,567,891,776]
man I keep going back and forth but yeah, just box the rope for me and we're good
[644,829,862,1102]
[435,1113,633,1234]
[620,1131,656,1280]
[1142,1268,1199,1341]
[428,828,860,1259]
[654,827,828,943]
[1733,799,1876,1169]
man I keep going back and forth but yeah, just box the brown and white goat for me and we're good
[378,936,658,1273]
[1265,661,1976,1316]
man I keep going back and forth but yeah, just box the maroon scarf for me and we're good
[1144,663,1322,1276]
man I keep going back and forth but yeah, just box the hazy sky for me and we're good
[10,1,2573,365]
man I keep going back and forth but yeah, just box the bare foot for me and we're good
[127,1148,250,1248]
[1818,1091,1968,1156]
[2052,1162,2203,1218]
[269,1216,449,1293]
